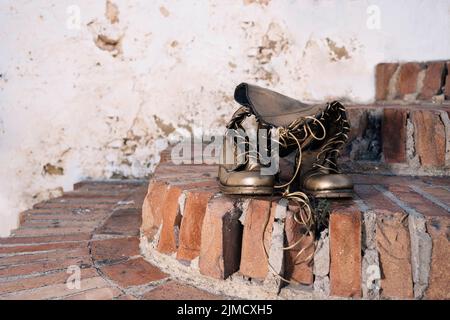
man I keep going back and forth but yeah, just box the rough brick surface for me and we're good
[419,61,446,100]
[425,217,450,299]
[95,208,141,237]
[388,185,449,217]
[142,281,224,300]
[375,63,399,100]
[382,108,407,163]
[91,237,140,264]
[284,207,314,285]
[141,181,168,238]
[199,196,242,279]
[239,199,275,280]
[376,210,413,299]
[157,185,183,254]
[411,110,446,167]
[444,62,450,99]
[177,190,215,261]
[329,207,362,298]
[100,258,168,288]
[397,63,422,98]
[0,268,98,295]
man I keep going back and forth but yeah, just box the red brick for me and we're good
[142,281,224,300]
[239,199,275,280]
[0,234,91,245]
[91,237,140,264]
[444,62,450,99]
[0,241,88,255]
[64,287,122,300]
[382,108,407,163]
[121,184,148,210]
[199,196,242,279]
[33,202,114,210]
[177,190,216,261]
[421,186,450,205]
[141,181,169,239]
[354,185,404,212]
[157,185,183,254]
[425,216,450,299]
[95,208,141,237]
[376,210,413,299]
[0,276,110,300]
[397,63,422,98]
[12,226,95,238]
[376,63,399,100]
[0,257,92,278]
[284,206,314,285]
[419,61,446,100]
[0,268,98,295]
[0,247,89,267]
[388,185,449,217]
[100,258,168,288]
[411,110,446,167]
[21,219,99,229]
[115,294,137,300]
[329,206,362,298]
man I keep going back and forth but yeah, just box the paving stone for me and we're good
[354,185,405,212]
[91,237,140,264]
[64,287,122,300]
[0,268,98,295]
[0,247,89,267]
[95,208,141,237]
[0,257,92,278]
[0,276,110,300]
[142,281,224,300]
[388,185,449,217]
[0,241,88,255]
[100,258,168,288]
[0,234,91,245]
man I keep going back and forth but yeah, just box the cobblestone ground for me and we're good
[0,181,225,300]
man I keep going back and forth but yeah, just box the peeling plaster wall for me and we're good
[0,0,449,235]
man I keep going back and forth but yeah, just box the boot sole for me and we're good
[218,183,274,195]
[307,189,354,199]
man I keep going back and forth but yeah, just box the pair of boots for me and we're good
[218,83,353,199]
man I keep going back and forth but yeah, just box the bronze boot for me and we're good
[218,107,276,195]
[298,102,354,198]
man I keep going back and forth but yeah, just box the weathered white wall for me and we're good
[0,0,449,235]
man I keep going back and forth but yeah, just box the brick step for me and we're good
[141,162,450,299]
[344,104,449,175]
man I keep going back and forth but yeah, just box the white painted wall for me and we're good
[0,0,449,236]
